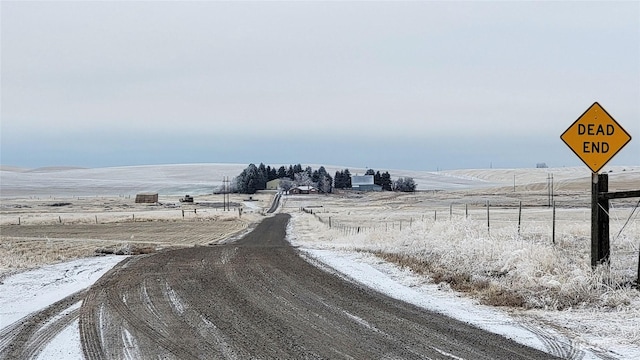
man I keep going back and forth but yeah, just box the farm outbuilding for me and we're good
[356,184,382,192]
[135,192,158,203]
[289,186,318,195]
[351,175,382,192]
[266,179,282,190]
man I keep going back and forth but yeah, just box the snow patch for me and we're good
[0,256,125,330]
[165,283,186,315]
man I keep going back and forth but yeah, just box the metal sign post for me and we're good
[591,173,610,267]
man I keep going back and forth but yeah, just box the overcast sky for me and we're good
[1,1,639,170]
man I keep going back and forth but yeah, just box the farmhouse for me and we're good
[135,192,158,203]
[289,185,318,195]
[351,175,382,192]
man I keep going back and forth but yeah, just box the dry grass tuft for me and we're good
[373,251,527,308]
[95,244,157,256]
[480,284,527,307]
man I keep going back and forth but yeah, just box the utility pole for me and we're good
[222,176,230,211]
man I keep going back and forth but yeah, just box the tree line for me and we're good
[232,163,415,194]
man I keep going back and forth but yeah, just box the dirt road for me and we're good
[2,214,561,359]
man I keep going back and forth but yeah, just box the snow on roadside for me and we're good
[37,316,83,359]
[0,255,125,360]
[286,213,640,360]
[0,255,125,330]
[299,248,610,359]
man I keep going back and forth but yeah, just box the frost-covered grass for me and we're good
[290,209,639,310]
[0,237,159,279]
[285,190,640,349]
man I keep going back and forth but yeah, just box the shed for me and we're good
[135,192,158,203]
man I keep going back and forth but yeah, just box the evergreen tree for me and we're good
[235,163,259,194]
[334,171,344,188]
[246,164,260,193]
[380,171,392,191]
[334,169,351,189]
[235,163,352,194]
[277,166,287,179]
[344,169,352,188]
[257,163,268,190]
[374,171,382,186]
[268,166,277,181]
[247,177,258,194]
[315,166,332,193]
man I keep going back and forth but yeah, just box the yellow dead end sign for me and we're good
[561,102,632,173]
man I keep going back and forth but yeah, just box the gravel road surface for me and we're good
[2,213,560,359]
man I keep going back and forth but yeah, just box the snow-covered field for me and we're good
[0,162,537,198]
[1,163,639,359]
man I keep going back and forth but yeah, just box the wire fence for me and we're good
[300,199,640,286]
[300,200,640,244]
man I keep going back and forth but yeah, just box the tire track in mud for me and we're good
[81,256,211,359]
[79,288,106,360]
[519,324,584,360]
[103,284,199,359]
[0,290,86,360]
[75,213,563,359]
[80,257,195,360]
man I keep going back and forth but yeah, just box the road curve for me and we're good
[73,213,560,359]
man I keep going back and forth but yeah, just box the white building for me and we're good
[351,175,382,192]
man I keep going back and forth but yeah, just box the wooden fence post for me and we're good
[552,201,556,245]
[518,201,522,236]
[486,201,490,235]
[591,173,610,267]
[637,248,640,290]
